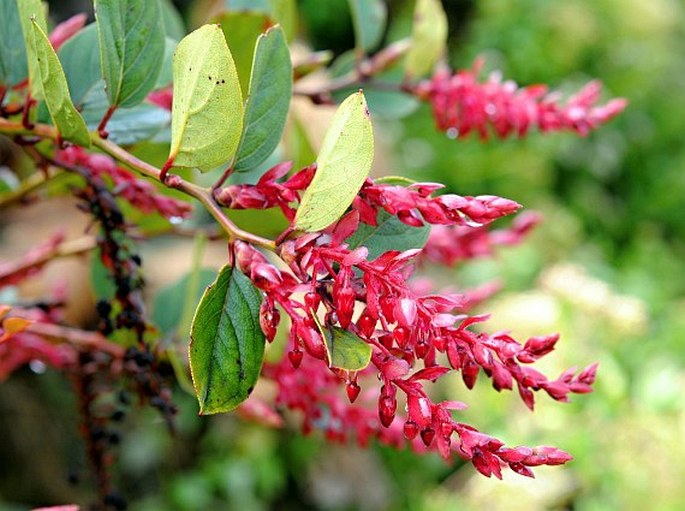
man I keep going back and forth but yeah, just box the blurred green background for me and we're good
[2,0,685,509]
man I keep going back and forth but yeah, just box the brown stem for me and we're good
[212,165,234,191]
[21,95,35,129]
[293,38,412,99]
[0,119,278,252]
[97,105,117,139]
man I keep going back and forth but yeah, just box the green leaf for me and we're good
[58,24,102,108]
[56,29,170,146]
[348,0,387,52]
[31,20,91,146]
[0,0,28,87]
[17,0,47,99]
[294,91,374,232]
[405,0,448,78]
[155,37,177,89]
[95,0,166,108]
[169,24,243,170]
[159,0,186,41]
[320,323,372,371]
[215,11,273,98]
[154,268,217,336]
[346,210,431,261]
[189,264,266,415]
[234,26,291,172]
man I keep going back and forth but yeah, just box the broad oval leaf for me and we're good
[294,91,374,232]
[234,26,292,172]
[348,0,387,52]
[170,24,243,170]
[0,0,28,87]
[17,0,47,99]
[94,0,165,108]
[58,24,101,108]
[322,325,372,371]
[346,210,430,261]
[189,264,265,415]
[32,21,90,146]
[405,0,448,79]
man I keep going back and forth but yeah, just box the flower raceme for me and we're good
[219,163,598,478]
[415,59,627,140]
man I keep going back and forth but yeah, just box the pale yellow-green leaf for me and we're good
[312,314,372,371]
[17,0,47,99]
[405,0,448,78]
[32,21,91,147]
[169,24,243,170]
[294,91,374,232]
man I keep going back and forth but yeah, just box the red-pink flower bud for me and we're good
[433,335,447,352]
[356,311,376,338]
[403,420,419,440]
[394,297,417,327]
[378,385,397,427]
[393,326,410,348]
[346,381,361,403]
[288,349,303,369]
[407,395,432,428]
[334,287,356,329]
[300,326,326,360]
[259,300,279,342]
[420,427,436,447]
[304,291,320,312]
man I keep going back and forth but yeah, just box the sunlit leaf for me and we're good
[169,24,243,170]
[0,0,28,87]
[17,0,47,99]
[321,324,372,371]
[31,20,90,146]
[405,0,447,78]
[189,264,265,415]
[348,0,387,52]
[234,26,291,172]
[294,91,374,232]
[95,0,166,107]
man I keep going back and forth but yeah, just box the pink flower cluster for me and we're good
[415,59,627,139]
[218,163,597,477]
[58,147,192,220]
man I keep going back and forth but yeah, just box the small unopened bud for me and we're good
[403,420,419,440]
[420,427,436,447]
[346,381,361,403]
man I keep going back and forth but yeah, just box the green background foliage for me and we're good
[1,0,685,510]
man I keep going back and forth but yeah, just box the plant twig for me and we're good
[0,118,277,252]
